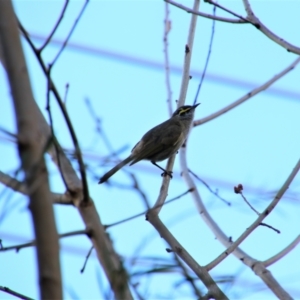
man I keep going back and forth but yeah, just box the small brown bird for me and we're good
[99,103,199,183]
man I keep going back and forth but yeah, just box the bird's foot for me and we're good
[161,171,173,178]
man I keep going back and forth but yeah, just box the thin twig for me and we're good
[105,188,193,228]
[236,191,280,233]
[239,191,260,216]
[259,222,280,234]
[39,0,69,52]
[51,0,89,65]
[204,0,250,23]
[194,5,216,104]
[84,98,152,209]
[0,229,89,252]
[84,97,116,155]
[45,65,70,198]
[189,169,231,206]
[0,126,17,139]
[18,21,90,203]
[206,158,300,270]
[165,0,247,24]
[163,2,173,116]
[0,286,34,300]
[80,246,94,273]
[63,83,70,104]
[127,172,151,210]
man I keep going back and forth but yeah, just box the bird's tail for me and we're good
[98,156,132,184]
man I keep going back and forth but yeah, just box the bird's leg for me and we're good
[151,161,173,178]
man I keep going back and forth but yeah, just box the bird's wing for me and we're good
[130,121,184,165]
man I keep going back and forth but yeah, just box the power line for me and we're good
[29,33,300,101]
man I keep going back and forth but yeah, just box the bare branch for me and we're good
[148,4,228,295]
[242,0,300,54]
[18,21,90,204]
[166,0,247,24]
[63,83,70,104]
[251,262,293,300]
[0,171,27,194]
[146,210,228,299]
[152,0,200,215]
[51,0,89,65]
[52,192,73,204]
[0,229,89,252]
[80,246,94,273]
[0,286,34,300]
[204,0,249,22]
[38,0,69,52]
[84,97,123,159]
[194,5,216,104]
[208,158,300,268]
[194,56,300,126]
[234,184,260,215]
[180,135,298,298]
[126,172,151,209]
[234,188,280,234]
[17,13,133,300]
[177,4,199,108]
[0,1,62,298]
[259,222,280,234]
[0,171,73,204]
[172,254,203,298]
[163,2,173,116]
[105,189,192,229]
[45,66,72,195]
[204,0,300,54]
[189,169,231,206]
[263,235,300,267]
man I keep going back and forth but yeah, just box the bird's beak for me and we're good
[192,103,200,109]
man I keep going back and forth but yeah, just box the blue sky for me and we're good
[0,1,300,299]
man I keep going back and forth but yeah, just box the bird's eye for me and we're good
[173,106,192,117]
[179,107,191,115]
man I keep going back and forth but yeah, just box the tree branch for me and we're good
[18,20,90,204]
[0,229,89,252]
[146,209,228,299]
[263,235,300,267]
[194,56,300,126]
[242,0,300,54]
[0,1,62,298]
[38,0,69,52]
[17,16,133,300]
[204,0,300,54]
[163,2,173,116]
[0,171,73,204]
[166,0,247,24]
[152,0,200,215]
[0,286,34,300]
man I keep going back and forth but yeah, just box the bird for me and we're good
[98,103,200,184]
